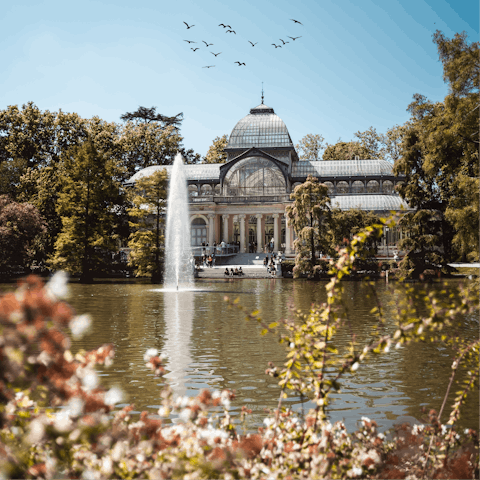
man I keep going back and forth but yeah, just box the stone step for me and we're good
[196,265,281,279]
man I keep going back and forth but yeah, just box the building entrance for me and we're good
[191,218,207,246]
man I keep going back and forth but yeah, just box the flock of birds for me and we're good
[182,19,303,68]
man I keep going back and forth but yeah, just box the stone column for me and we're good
[208,214,215,246]
[273,213,280,252]
[285,215,292,254]
[256,214,263,253]
[239,214,246,253]
[222,214,229,243]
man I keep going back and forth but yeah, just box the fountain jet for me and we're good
[164,153,193,290]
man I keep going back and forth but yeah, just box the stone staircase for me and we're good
[196,253,282,279]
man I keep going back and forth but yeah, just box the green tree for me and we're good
[329,208,380,256]
[395,30,479,269]
[204,135,228,164]
[353,126,382,159]
[0,195,46,272]
[120,121,183,178]
[17,166,63,260]
[120,106,183,128]
[323,141,370,160]
[286,175,332,278]
[379,124,409,163]
[295,133,325,160]
[49,141,120,283]
[127,169,168,282]
[0,102,56,197]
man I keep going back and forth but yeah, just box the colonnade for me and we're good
[194,212,294,255]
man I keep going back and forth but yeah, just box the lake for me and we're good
[3,277,478,433]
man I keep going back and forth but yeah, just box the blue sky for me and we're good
[2,0,478,157]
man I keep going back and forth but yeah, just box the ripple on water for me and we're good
[57,279,479,433]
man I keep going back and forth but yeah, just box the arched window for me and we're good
[323,181,334,194]
[191,217,207,246]
[352,181,365,194]
[367,180,379,193]
[200,184,213,196]
[223,157,286,196]
[336,181,349,194]
[214,184,221,196]
[383,180,394,193]
[188,185,199,197]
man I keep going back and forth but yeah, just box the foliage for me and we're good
[48,141,121,283]
[295,133,325,160]
[204,134,228,164]
[17,166,63,259]
[0,195,46,273]
[286,176,332,278]
[0,225,478,479]
[323,141,371,160]
[329,208,381,258]
[379,123,409,163]
[127,169,168,282]
[120,121,183,179]
[394,30,479,269]
[120,106,183,128]
[353,126,382,159]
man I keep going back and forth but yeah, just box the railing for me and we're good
[191,244,239,256]
[214,195,291,204]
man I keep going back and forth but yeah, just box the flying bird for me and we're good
[290,19,303,25]
[202,41,213,46]
[288,36,302,41]
[219,23,227,27]
[226,29,236,34]
[234,61,245,66]
[191,48,199,52]
[279,38,289,45]
[183,21,195,29]
[202,65,215,68]
[184,40,196,44]
[211,52,222,56]
[271,44,281,48]
[248,41,257,46]
[225,24,231,28]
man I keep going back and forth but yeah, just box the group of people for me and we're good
[224,267,243,276]
[264,253,280,277]
[202,253,215,267]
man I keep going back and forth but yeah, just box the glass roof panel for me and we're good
[292,160,396,177]
[227,104,294,149]
[331,195,410,211]
[126,164,221,184]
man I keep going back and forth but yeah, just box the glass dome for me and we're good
[227,104,294,149]
[223,157,286,196]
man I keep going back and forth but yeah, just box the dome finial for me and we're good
[261,82,264,104]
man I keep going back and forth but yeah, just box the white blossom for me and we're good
[82,371,99,391]
[144,348,159,362]
[70,314,92,340]
[46,271,69,299]
[54,410,73,432]
[66,397,84,417]
[347,466,363,477]
[105,387,124,406]
[27,418,45,444]
[100,456,113,476]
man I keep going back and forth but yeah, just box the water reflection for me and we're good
[22,278,478,433]
[162,291,194,397]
